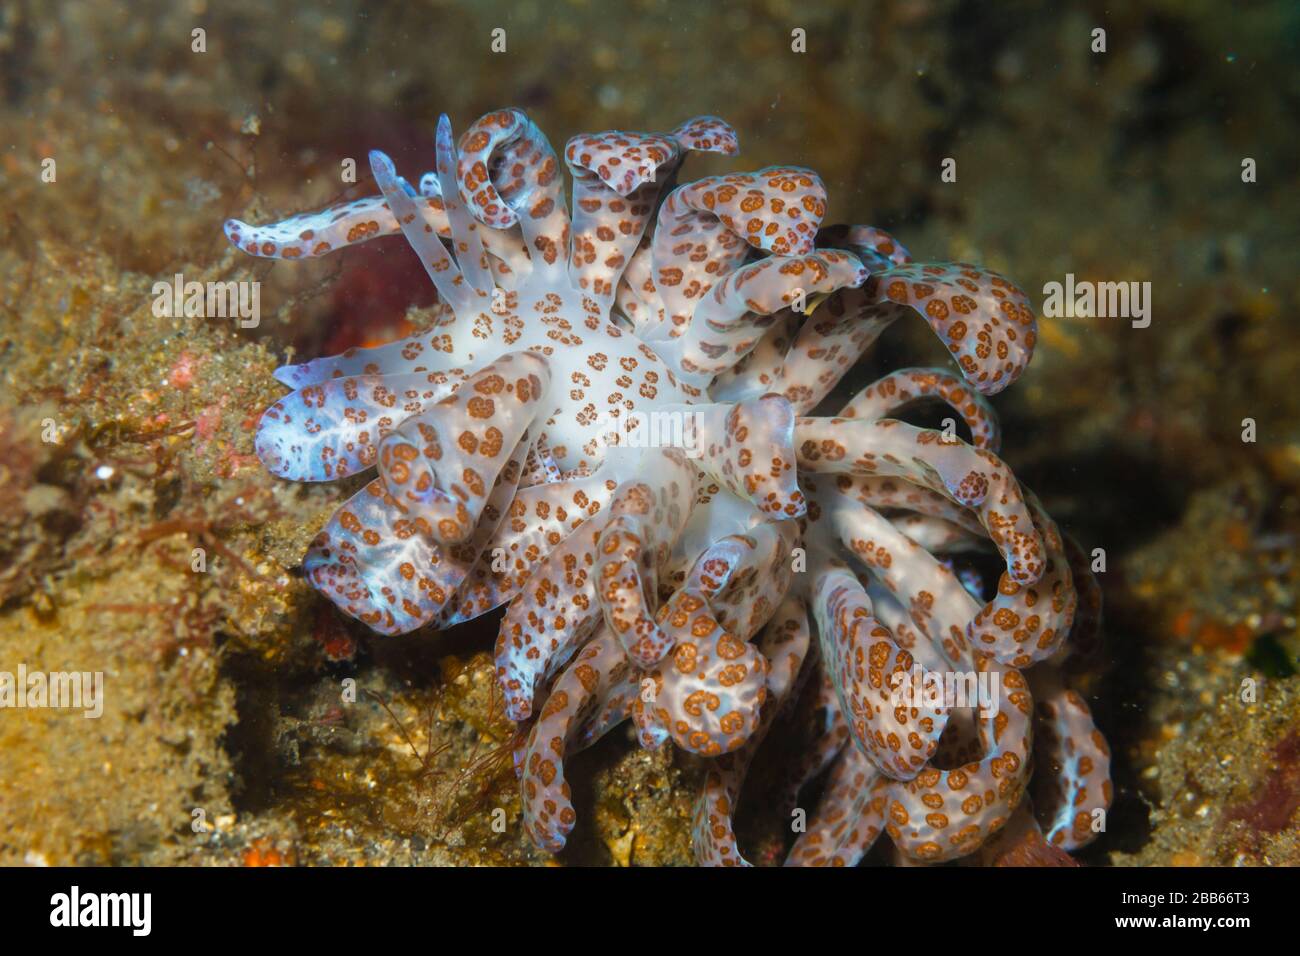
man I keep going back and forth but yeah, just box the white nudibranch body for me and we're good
[226,108,1110,866]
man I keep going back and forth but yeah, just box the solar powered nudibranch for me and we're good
[225,108,1110,865]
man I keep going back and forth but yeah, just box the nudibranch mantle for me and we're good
[226,107,1111,866]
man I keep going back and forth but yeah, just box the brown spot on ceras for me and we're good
[957,471,989,503]
[475,373,506,395]
[535,758,558,787]
[993,608,1020,630]
[885,280,909,304]
[346,220,381,243]
[533,236,559,264]
[658,267,684,287]
[467,396,495,419]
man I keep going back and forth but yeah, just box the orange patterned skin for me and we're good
[1030,666,1113,849]
[866,263,1038,395]
[811,561,951,779]
[594,467,697,668]
[632,587,769,757]
[694,596,811,866]
[840,367,1002,452]
[520,627,631,852]
[227,108,1109,865]
[787,744,890,866]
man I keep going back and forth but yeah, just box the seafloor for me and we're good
[1,0,1297,866]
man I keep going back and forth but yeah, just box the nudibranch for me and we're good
[226,108,1112,865]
